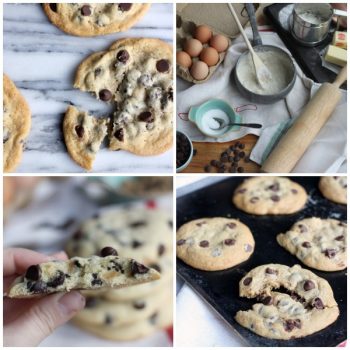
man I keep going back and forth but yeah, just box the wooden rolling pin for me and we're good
[262,65,347,173]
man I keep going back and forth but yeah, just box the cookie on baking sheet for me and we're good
[277,218,347,271]
[3,74,31,172]
[43,3,150,37]
[7,250,160,298]
[233,177,307,215]
[73,297,173,341]
[235,263,339,339]
[176,217,255,271]
[63,106,108,170]
[319,176,347,204]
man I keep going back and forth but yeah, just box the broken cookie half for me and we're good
[6,247,160,298]
[235,264,339,339]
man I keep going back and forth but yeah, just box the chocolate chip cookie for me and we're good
[7,248,160,298]
[64,38,173,170]
[233,177,307,215]
[319,176,347,205]
[277,218,347,271]
[3,74,31,172]
[235,264,339,339]
[64,106,108,170]
[176,217,255,271]
[43,3,150,36]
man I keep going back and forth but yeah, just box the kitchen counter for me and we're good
[4,3,173,173]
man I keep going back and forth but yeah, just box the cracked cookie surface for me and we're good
[7,251,160,298]
[277,218,347,271]
[176,217,255,271]
[43,3,150,36]
[235,263,339,339]
[319,176,347,204]
[3,74,31,172]
[233,177,307,215]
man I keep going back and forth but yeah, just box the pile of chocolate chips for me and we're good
[204,142,251,173]
[176,132,191,169]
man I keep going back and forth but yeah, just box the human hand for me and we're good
[4,248,85,346]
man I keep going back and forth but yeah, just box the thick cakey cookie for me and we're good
[277,218,347,271]
[7,248,160,298]
[63,106,108,170]
[235,264,339,339]
[74,285,171,327]
[65,208,173,265]
[3,74,31,172]
[176,218,255,271]
[233,177,307,215]
[43,3,150,37]
[319,176,347,205]
[73,297,173,341]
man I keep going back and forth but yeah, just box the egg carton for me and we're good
[176,15,231,84]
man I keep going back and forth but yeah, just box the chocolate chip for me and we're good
[105,314,113,324]
[312,297,324,309]
[25,265,41,281]
[210,160,219,167]
[324,248,337,258]
[270,195,280,202]
[302,241,311,248]
[291,189,298,194]
[243,277,252,286]
[239,151,245,158]
[100,247,118,257]
[284,319,296,332]
[204,165,212,173]
[81,5,91,16]
[118,3,132,11]
[303,280,315,291]
[133,301,145,309]
[233,155,240,162]
[298,224,307,233]
[75,125,84,138]
[85,297,98,308]
[116,49,129,63]
[114,128,124,142]
[199,240,209,247]
[99,89,112,101]
[267,183,280,191]
[131,261,149,275]
[130,221,146,228]
[244,244,252,252]
[224,239,236,246]
[237,167,244,173]
[94,67,102,77]
[158,244,165,256]
[132,240,143,248]
[177,239,186,246]
[238,143,245,149]
[237,188,247,194]
[196,221,206,227]
[47,271,65,288]
[138,111,154,123]
[294,319,301,329]
[49,3,57,12]
[265,267,277,274]
[259,295,273,305]
[250,197,259,203]
[156,59,170,73]
[73,260,82,268]
[91,273,103,286]
[226,223,236,229]
[28,281,47,294]
[335,235,345,241]
[220,154,228,163]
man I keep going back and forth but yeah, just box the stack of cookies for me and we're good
[65,205,173,341]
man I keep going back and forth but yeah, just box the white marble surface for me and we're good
[4,3,174,173]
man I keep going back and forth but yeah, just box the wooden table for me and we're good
[182,134,261,173]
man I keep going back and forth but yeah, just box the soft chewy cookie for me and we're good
[7,247,160,298]
[235,264,339,339]
[176,218,255,271]
[277,218,347,271]
[233,177,307,215]
[319,176,347,204]
[3,74,31,172]
[64,38,173,170]
[43,3,150,36]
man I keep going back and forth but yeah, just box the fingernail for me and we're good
[58,292,85,315]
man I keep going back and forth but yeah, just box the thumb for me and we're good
[4,291,85,346]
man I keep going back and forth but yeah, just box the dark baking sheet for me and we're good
[264,4,347,90]
[176,176,347,347]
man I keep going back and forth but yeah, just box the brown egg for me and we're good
[176,51,192,68]
[190,61,209,80]
[199,47,219,67]
[209,34,229,53]
[194,25,212,44]
[183,38,203,58]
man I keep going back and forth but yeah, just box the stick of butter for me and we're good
[325,45,347,67]
[332,31,347,49]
